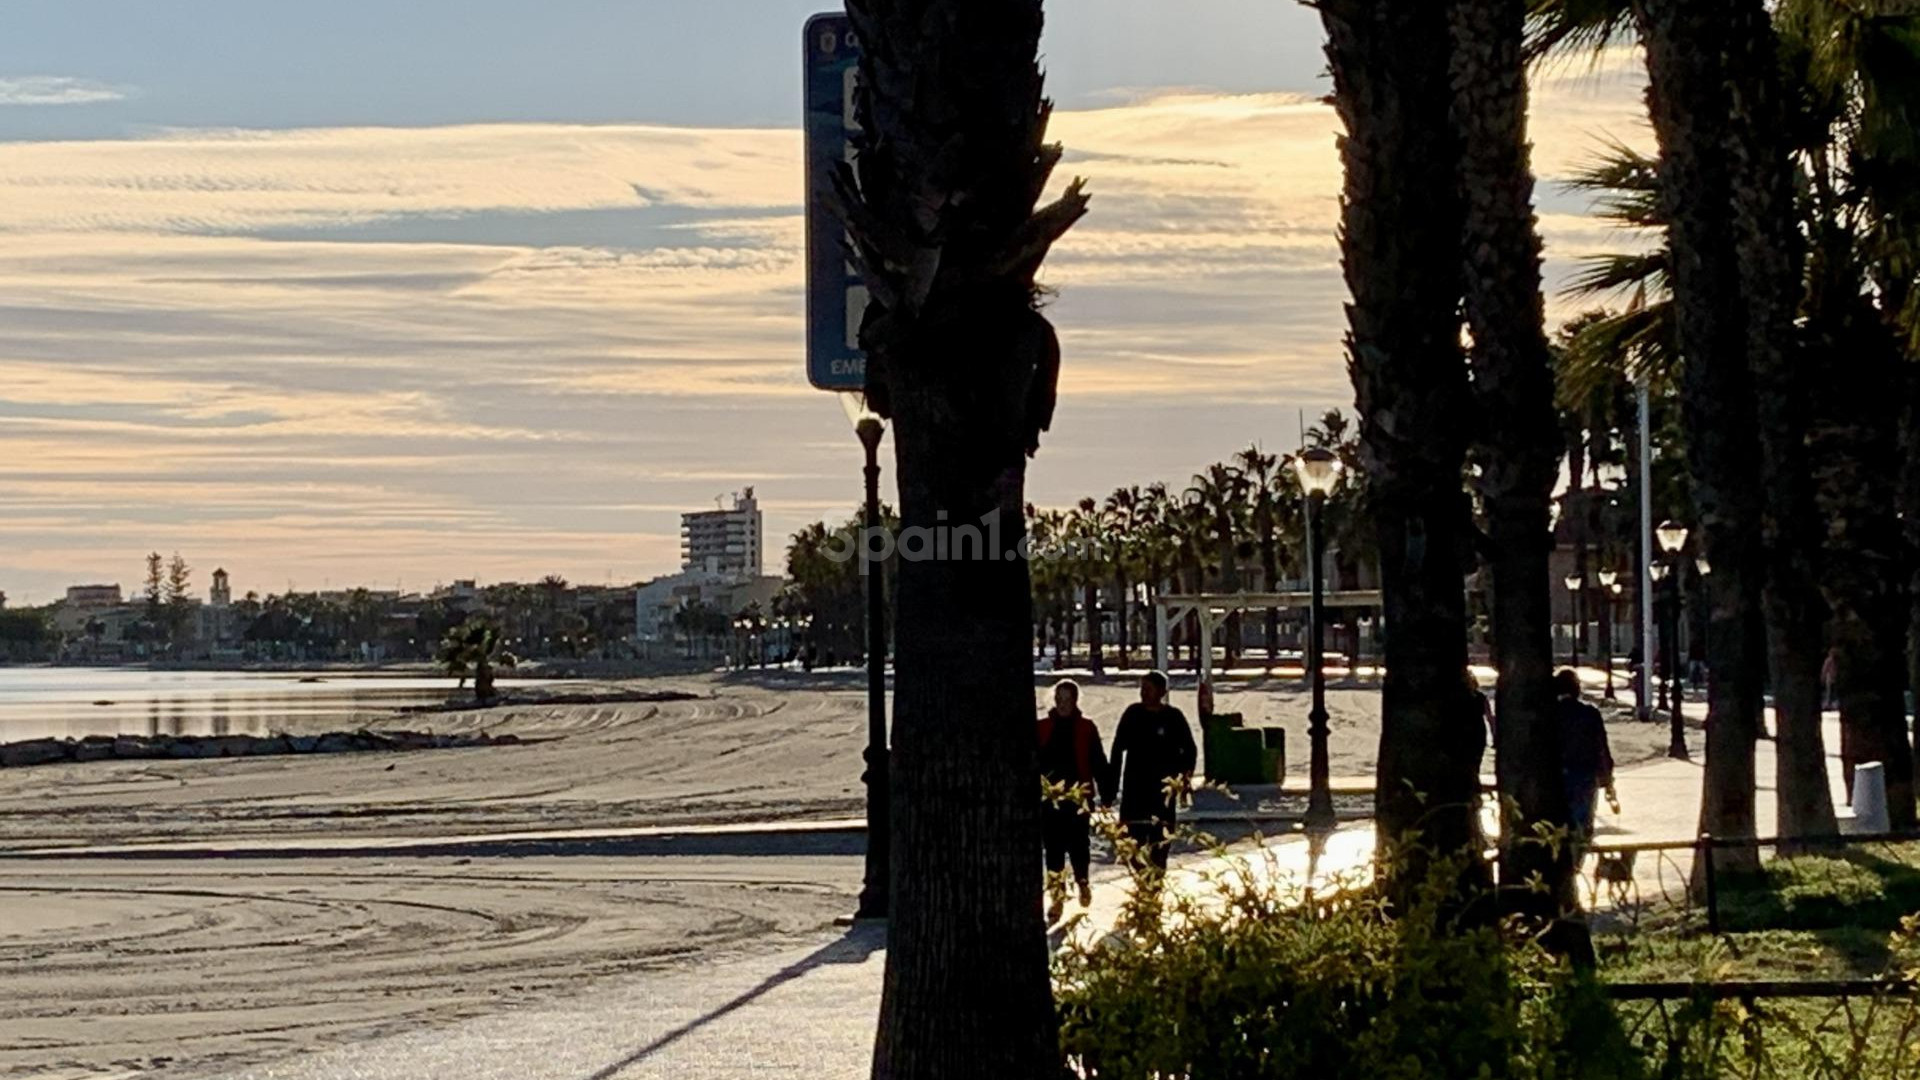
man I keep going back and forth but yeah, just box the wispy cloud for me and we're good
[0,76,128,107]
[0,71,1652,598]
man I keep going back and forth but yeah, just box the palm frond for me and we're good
[1563,140,1664,229]
[1565,250,1671,300]
[1554,305,1677,411]
[1524,0,1637,66]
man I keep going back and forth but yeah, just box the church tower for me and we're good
[210,568,231,608]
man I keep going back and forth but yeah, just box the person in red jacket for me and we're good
[1037,679,1111,922]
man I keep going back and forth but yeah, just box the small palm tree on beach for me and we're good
[438,617,515,703]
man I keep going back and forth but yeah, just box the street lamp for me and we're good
[1563,573,1585,671]
[1650,561,1673,708]
[1294,446,1345,837]
[1655,521,1690,759]
[1657,520,1690,556]
[841,391,890,921]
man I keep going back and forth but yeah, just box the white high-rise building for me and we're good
[680,488,763,578]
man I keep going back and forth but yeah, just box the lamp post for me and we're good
[1651,561,1673,705]
[1294,446,1345,836]
[840,393,890,920]
[1563,573,1585,671]
[1656,520,1690,759]
[1597,569,1620,700]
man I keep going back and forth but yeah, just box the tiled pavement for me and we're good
[207,706,1857,1079]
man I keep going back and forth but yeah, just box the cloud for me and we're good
[0,69,1653,597]
[0,76,128,107]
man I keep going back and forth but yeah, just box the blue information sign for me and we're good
[804,13,868,391]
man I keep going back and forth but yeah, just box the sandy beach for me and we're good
[0,670,1675,1078]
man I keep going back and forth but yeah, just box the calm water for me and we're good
[0,668,539,742]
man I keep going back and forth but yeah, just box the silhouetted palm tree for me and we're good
[1100,485,1146,668]
[835,1,1089,1059]
[1186,463,1247,669]
[1321,0,1484,898]
[1233,445,1288,664]
[1453,0,1574,921]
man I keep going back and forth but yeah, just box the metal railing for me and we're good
[1600,978,1920,1080]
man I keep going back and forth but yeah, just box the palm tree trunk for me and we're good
[842,3,1086,1075]
[1261,534,1281,664]
[1218,525,1240,670]
[1321,0,1485,903]
[1449,0,1573,921]
[1112,571,1130,669]
[881,393,1054,1077]
[1637,0,1767,874]
[1722,0,1838,840]
[1906,363,1920,793]
[1808,260,1914,827]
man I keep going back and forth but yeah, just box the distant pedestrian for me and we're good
[1037,679,1110,922]
[1468,670,1495,751]
[1106,670,1196,881]
[1821,647,1838,711]
[1556,669,1617,845]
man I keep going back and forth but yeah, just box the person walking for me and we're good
[1556,669,1617,847]
[1106,670,1196,882]
[1036,679,1110,922]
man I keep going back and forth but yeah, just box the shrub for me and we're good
[1052,822,1920,1079]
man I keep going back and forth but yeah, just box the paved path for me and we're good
[202,708,1862,1080]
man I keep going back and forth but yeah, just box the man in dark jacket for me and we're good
[1037,679,1110,921]
[1106,670,1196,881]
[1557,669,1617,844]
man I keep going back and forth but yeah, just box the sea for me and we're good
[0,668,536,743]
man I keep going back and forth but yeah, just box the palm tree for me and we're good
[1615,0,1771,873]
[1074,497,1108,672]
[836,1,1089,1062]
[438,616,514,703]
[1100,485,1145,669]
[1134,482,1179,666]
[1233,445,1288,666]
[1781,0,1920,828]
[1186,463,1247,670]
[1026,504,1072,663]
[1320,0,1484,898]
[1720,0,1844,845]
[1557,142,1677,400]
[1167,482,1217,668]
[1540,0,1909,839]
[1452,0,1576,922]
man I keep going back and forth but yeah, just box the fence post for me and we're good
[1698,832,1719,935]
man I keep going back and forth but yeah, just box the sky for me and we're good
[0,1,1651,603]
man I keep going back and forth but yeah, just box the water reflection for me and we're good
[0,670,539,742]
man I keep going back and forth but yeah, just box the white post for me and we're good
[1638,380,1656,722]
[1154,602,1170,674]
[1848,762,1891,834]
[1198,607,1217,688]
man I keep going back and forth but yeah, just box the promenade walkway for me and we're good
[206,711,1856,1080]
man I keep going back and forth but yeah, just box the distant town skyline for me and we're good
[0,3,1649,599]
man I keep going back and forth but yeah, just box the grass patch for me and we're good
[1597,841,1920,983]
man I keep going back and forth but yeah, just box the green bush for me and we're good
[1053,825,1920,1079]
